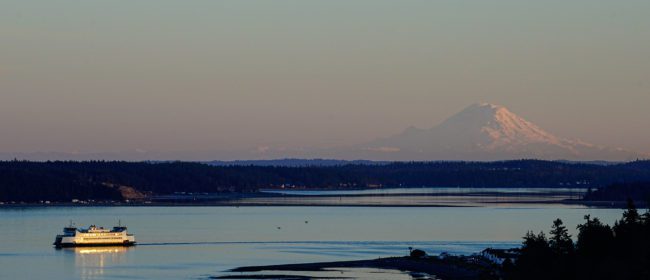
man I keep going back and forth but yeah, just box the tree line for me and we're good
[506,200,650,280]
[1,160,650,202]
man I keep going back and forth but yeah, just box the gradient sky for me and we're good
[1,0,649,160]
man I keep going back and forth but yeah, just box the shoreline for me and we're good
[216,256,494,280]
[0,199,634,208]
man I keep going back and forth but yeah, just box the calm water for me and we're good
[0,206,624,280]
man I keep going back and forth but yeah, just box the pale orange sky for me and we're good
[1,0,649,160]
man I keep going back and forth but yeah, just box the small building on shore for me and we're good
[479,248,520,265]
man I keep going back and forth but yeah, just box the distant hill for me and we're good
[206,159,388,167]
[2,160,650,203]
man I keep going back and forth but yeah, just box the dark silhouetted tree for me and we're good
[513,231,553,280]
[549,218,574,256]
[548,219,575,278]
[612,199,647,279]
[576,215,614,259]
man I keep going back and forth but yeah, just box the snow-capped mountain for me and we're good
[357,103,644,161]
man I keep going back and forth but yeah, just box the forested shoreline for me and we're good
[505,200,650,280]
[1,160,650,202]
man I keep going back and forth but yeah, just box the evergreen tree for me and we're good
[576,215,614,259]
[514,231,553,280]
[612,199,647,279]
[547,219,576,278]
[549,218,574,256]
[622,198,640,225]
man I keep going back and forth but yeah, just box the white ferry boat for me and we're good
[53,223,136,248]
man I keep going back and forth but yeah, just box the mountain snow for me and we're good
[358,103,643,161]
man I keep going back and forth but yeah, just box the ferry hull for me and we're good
[54,241,136,248]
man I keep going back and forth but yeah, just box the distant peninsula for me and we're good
[1,160,650,204]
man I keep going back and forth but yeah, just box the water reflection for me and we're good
[62,247,130,279]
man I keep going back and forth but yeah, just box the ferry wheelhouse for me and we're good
[53,223,136,248]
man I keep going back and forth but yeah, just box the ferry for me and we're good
[53,222,136,248]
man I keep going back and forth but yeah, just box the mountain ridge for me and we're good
[358,103,645,161]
